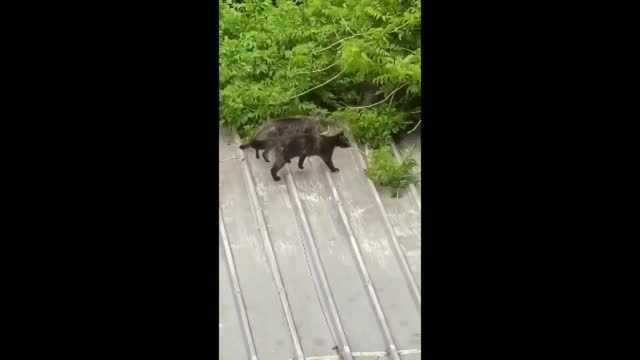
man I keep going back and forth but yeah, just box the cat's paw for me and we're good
[331,168,340,173]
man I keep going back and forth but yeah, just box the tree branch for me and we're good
[347,83,408,109]
[274,69,346,104]
[388,86,398,109]
[315,19,417,55]
[314,31,369,54]
[398,46,416,53]
[341,16,356,35]
[297,62,337,75]
[391,19,419,33]
[407,119,421,134]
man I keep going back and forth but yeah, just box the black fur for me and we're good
[239,115,326,162]
[268,131,351,181]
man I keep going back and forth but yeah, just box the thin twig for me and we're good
[400,144,417,161]
[297,62,337,75]
[398,46,416,53]
[347,83,408,109]
[274,69,346,103]
[341,16,356,35]
[388,86,397,109]
[315,19,417,56]
[407,119,421,134]
[390,19,419,33]
[314,31,369,54]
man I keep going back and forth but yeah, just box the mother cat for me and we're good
[239,114,327,162]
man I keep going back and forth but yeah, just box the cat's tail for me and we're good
[239,139,267,150]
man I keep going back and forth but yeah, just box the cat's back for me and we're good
[281,133,319,155]
[254,116,319,140]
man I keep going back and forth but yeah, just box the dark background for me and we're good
[4,1,626,358]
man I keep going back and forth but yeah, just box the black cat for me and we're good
[239,114,326,162]
[267,131,351,181]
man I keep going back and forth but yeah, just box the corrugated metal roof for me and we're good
[219,126,422,360]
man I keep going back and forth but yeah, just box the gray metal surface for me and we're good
[219,127,422,360]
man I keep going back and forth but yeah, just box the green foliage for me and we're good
[330,108,408,149]
[219,0,421,143]
[365,146,419,198]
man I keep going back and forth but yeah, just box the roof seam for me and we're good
[324,169,402,360]
[219,209,259,360]
[284,164,354,360]
[357,145,421,306]
[235,131,306,360]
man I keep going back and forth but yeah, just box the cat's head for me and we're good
[333,131,351,148]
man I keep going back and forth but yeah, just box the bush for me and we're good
[219,0,421,144]
[365,145,419,197]
[330,107,409,149]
